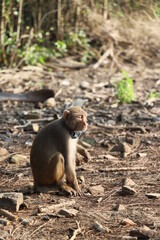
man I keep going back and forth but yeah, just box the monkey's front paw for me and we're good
[84,150,91,162]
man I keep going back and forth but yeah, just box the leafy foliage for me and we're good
[115,70,136,103]
[147,91,160,99]
[54,40,68,57]
[19,44,52,65]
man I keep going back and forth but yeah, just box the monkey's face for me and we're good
[64,107,88,132]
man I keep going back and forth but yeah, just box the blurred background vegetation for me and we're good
[0,0,160,68]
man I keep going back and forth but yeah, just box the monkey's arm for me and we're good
[77,144,91,162]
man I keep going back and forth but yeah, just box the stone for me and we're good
[88,185,104,196]
[130,225,158,239]
[92,221,105,232]
[116,204,126,211]
[32,123,39,132]
[58,208,78,218]
[122,185,136,195]
[121,218,137,226]
[0,192,23,212]
[145,193,160,199]
[44,97,56,108]
[110,142,131,157]
[122,178,136,187]
[11,154,28,164]
[93,221,111,233]
[0,147,8,156]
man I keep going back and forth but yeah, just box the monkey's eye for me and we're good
[77,115,83,121]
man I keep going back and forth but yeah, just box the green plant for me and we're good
[55,40,67,57]
[67,30,90,49]
[115,70,136,103]
[147,91,160,99]
[18,44,52,65]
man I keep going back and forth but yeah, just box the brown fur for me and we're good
[30,106,90,196]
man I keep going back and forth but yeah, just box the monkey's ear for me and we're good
[64,110,70,119]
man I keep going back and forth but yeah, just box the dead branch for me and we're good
[69,221,81,240]
[0,208,18,221]
[96,123,147,133]
[93,48,113,69]
[99,167,147,172]
[29,220,52,237]
[39,200,76,213]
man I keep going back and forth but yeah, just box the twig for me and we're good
[29,220,52,237]
[20,219,53,239]
[69,221,81,240]
[93,48,113,69]
[99,167,147,172]
[39,6,65,28]
[96,123,147,133]
[0,208,18,221]
[39,199,76,213]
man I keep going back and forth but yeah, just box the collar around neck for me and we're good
[70,131,82,139]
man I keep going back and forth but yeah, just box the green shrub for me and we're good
[115,70,136,103]
[18,44,52,65]
[147,91,160,99]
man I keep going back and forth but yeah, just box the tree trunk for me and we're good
[16,0,23,43]
[1,0,8,66]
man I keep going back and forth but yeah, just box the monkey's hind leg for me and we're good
[50,153,78,196]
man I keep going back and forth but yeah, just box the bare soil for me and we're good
[0,63,160,240]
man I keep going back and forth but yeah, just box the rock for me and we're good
[32,123,39,132]
[61,79,70,86]
[0,147,8,156]
[44,97,56,108]
[97,197,103,203]
[93,221,111,233]
[11,154,28,164]
[145,193,160,199]
[58,208,78,217]
[137,152,147,158]
[110,142,131,157]
[92,221,105,232]
[88,185,104,196]
[122,178,136,187]
[130,225,158,239]
[79,81,90,90]
[121,218,137,226]
[122,185,136,195]
[0,219,10,226]
[19,217,33,226]
[115,204,126,211]
[0,192,23,212]
[78,175,85,184]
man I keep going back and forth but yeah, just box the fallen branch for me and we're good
[69,221,81,240]
[39,199,76,213]
[96,123,147,133]
[93,48,113,69]
[99,167,147,172]
[0,208,18,221]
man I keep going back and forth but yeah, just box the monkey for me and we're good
[30,106,90,196]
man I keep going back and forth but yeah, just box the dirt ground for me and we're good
[0,63,160,240]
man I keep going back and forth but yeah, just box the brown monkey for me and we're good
[30,106,90,196]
